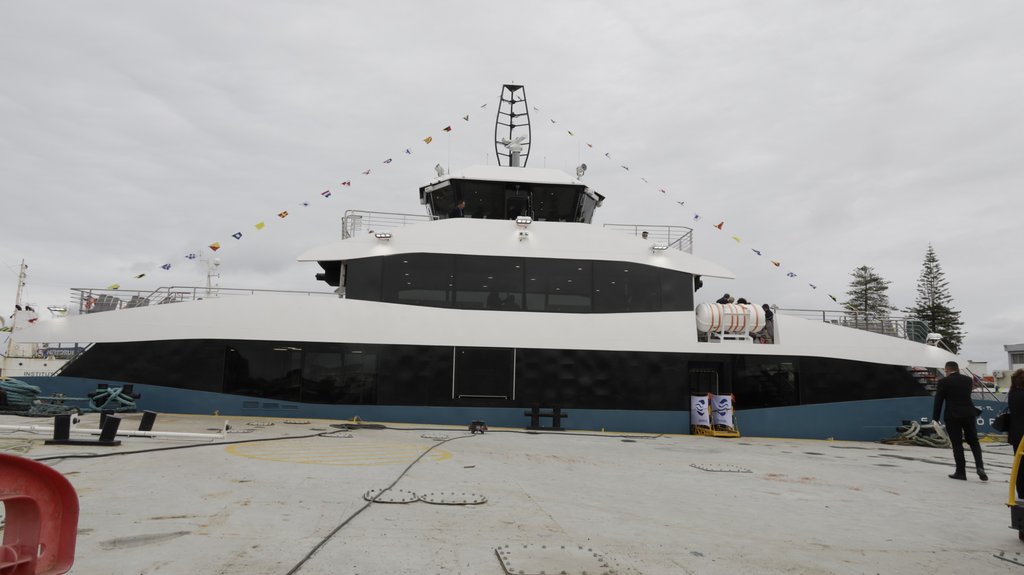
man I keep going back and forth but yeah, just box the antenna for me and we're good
[494,84,531,167]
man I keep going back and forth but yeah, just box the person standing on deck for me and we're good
[1007,369,1024,497]
[932,361,987,481]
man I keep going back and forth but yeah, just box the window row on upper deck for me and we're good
[343,253,695,313]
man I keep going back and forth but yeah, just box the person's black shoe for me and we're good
[948,473,967,480]
[978,469,988,481]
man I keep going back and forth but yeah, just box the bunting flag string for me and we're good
[526,103,846,307]
[95,96,498,291]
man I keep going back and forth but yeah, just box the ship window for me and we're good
[661,270,695,311]
[593,262,660,312]
[224,342,302,402]
[382,253,454,308]
[301,344,379,404]
[731,357,799,409]
[454,255,524,310]
[346,258,383,302]
[524,259,592,312]
[345,253,694,314]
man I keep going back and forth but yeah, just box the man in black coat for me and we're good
[932,361,987,481]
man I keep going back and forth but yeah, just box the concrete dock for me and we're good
[2,412,1022,574]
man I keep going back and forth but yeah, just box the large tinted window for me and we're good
[61,339,224,393]
[346,253,693,314]
[593,261,660,312]
[346,258,382,301]
[525,259,592,312]
[731,356,800,409]
[382,253,454,308]
[455,256,524,310]
[224,342,302,401]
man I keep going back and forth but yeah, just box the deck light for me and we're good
[650,245,669,252]
[515,216,533,227]
[375,232,392,240]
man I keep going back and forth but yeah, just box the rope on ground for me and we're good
[880,420,951,448]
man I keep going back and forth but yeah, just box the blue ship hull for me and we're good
[21,375,1002,442]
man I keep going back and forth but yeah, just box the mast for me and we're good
[494,84,531,167]
[5,260,27,359]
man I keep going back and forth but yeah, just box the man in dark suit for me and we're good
[448,200,465,218]
[932,361,987,481]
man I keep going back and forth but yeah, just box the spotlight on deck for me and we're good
[434,163,445,177]
[515,216,533,227]
[374,232,392,241]
[650,244,669,252]
[576,163,587,179]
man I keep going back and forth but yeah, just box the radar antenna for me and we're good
[494,84,531,167]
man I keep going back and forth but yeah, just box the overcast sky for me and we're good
[1,1,1021,370]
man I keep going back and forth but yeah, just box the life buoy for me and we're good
[83,296,96,311]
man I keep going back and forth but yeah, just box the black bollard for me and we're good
[138,410,158,432]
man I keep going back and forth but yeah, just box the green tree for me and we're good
[843,265,895,317]
[906,245,965,353]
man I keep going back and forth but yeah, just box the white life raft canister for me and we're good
[695,302,765,334]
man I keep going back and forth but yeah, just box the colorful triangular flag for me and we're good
[278,211,288,218]
[714,222,724,230]
[383,158,392,164]
[301,201,309,207]
[321,190,332,198]
[442,126,452,132]
[423,136,433,144]
[108,283,120,290]
[362,169,371,175]
[771,260,781,267]
[693,214,702,221]
[404,148,412,154]
[341,181,351,186]
[567,130,574,136]
[209,243,221,251]
[731,236,742,243]
[161,264,171,270]
[186,253,197,260]
[255,221,265,230]
[463,115,469,121]
[232,232,242,240]
[586,143,593,148]
[134,273,145,279]
[829,294,837,302]
[751,249,762,256]
[787,272,797,278]
[604,152,611,158]
[621,165,629,171]
[809,284,817,289]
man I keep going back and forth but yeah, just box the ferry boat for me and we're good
[11,85,968,440]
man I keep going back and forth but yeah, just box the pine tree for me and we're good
[843,265,895,317]
[906,245,965,353]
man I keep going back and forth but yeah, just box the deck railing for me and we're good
[778,308,932,342]
[602,224,694,253]
[71,286,336,315]
[341,210,437,239]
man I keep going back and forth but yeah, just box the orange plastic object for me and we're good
[0,454,79,575]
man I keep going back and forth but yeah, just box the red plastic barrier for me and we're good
[0,454,79,575]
